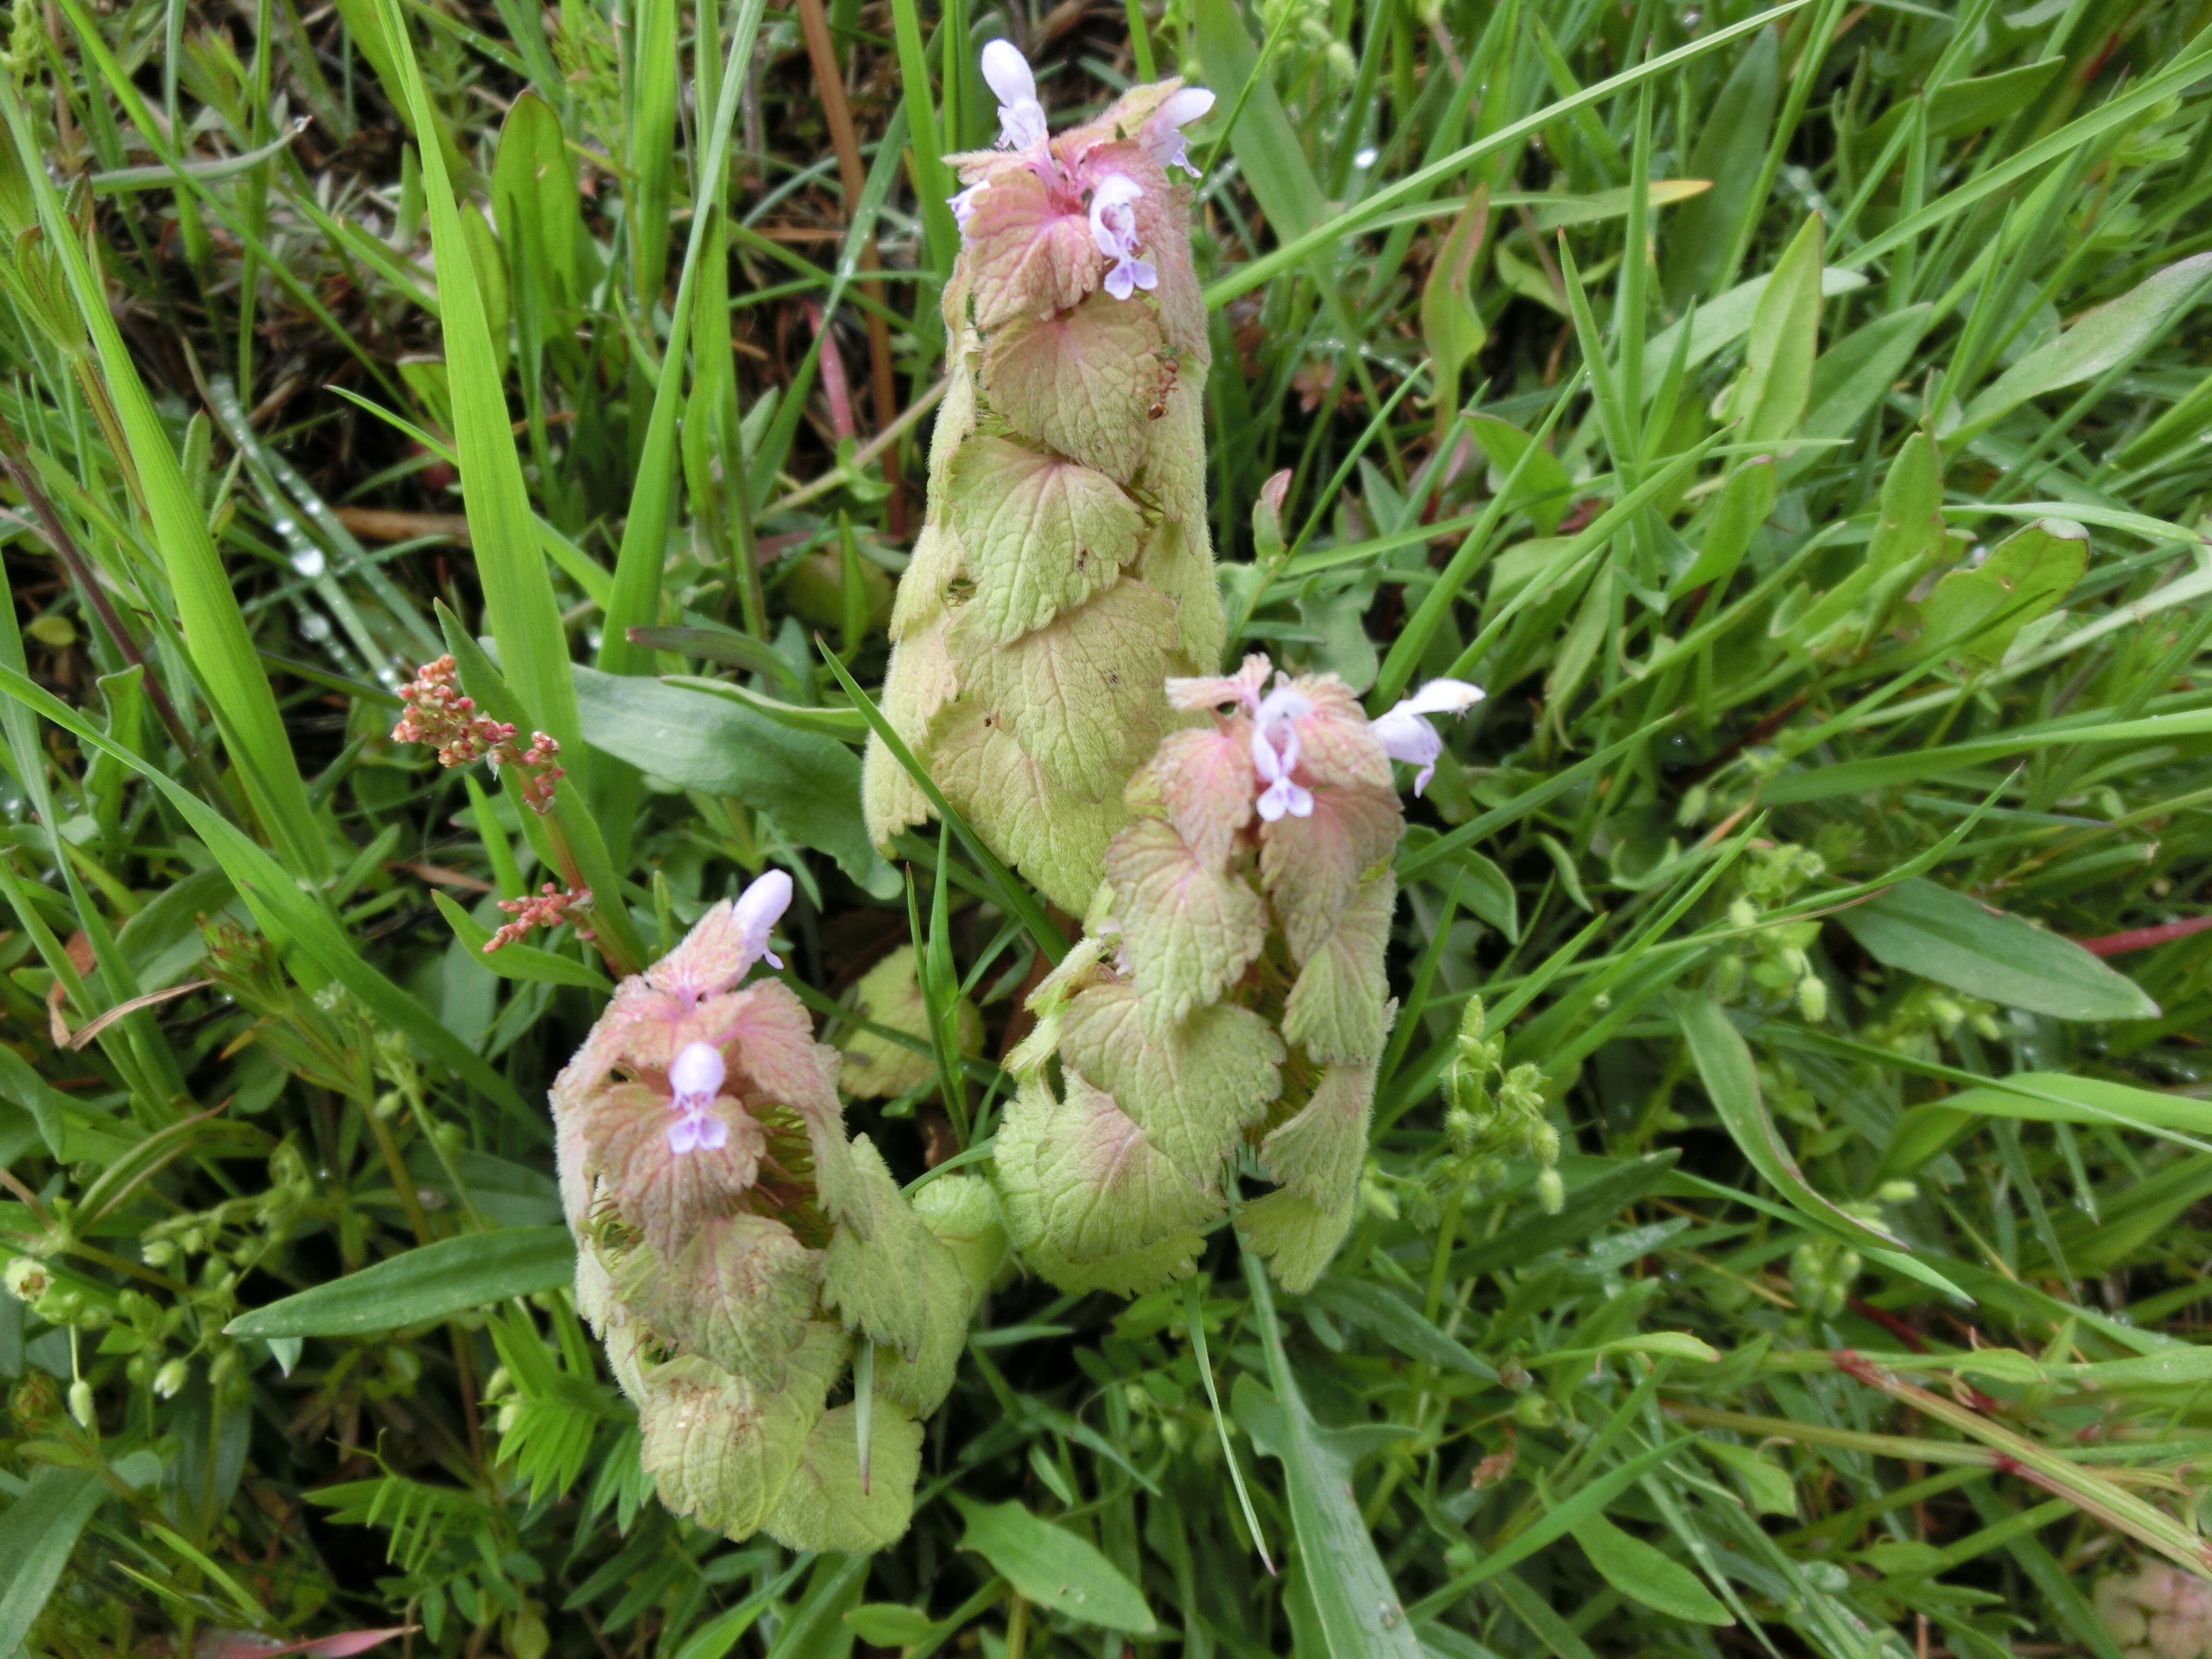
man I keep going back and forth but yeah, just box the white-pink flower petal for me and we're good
[1144,86,1215,173]
[1370,679,1484,796]
[981,40,1048,150]
[731,868,793,972]
[668,1040,725,1108]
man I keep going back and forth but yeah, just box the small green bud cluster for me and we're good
[201,915,383,1103]
[1788,1236,1861,1322]
[1418,997,1564,1214]
[1708,842,1830,1023]
[553,877,1006,1552]
[1257,0,1357,83]
[3,1137,322,1434]
[1865,981,2002,1061]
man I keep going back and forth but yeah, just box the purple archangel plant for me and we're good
[863,45,1225,913]
[992,655,1481,1294]
[553,873,1006,1551]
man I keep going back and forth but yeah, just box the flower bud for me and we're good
[152,1358,189,1399]
[4,1256,51,1302]
[1535,1167,1565,1215]
[1796,974,1828,1023]
[1512,1390,1558,1428]
[68,1378,95,1428]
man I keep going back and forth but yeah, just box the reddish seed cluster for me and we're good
[392,656,565,812]
[486,883,594,953]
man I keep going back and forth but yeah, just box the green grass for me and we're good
[4,0,2212,1654]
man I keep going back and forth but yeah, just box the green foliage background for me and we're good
[1,0,2212,1652]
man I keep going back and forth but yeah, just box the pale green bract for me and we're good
[553,879,1007,1551]
[864,71,1226,913]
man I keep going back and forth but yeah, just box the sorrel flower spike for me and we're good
[862,47,1224,914]
[552,873,1006,1552]
[992,655,1482,1295]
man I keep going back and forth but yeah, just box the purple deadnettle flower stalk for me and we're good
[553,873,1007,1550]
[992,655,1481,1293]
[863,45,1223,913]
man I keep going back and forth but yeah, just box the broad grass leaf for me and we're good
[117,866,240,989]
[1206,2,1806,309]
[1462,414,1572,535]
[0,89,325,880]
[1571,1512,1732,1625]
[1704,1441,1796,1516]
[1760,709,2212,805]
[1962,252,2212,430]
[492,91,586,338]
[226,1227,576,1337]
[1850,58,2065,176]
[1788,304,1934,475]
[1190,0,1326,241]
[0,1466,129,1654]
[1397,831,1519,942]
[1886,1073,2212,1180]
[1725,214,1823,446]
[1640,268,1866,396]
[1669,457,1775,597]
[1405,1436,1694,1617]
[1662,25,1777,311]
[1234,1252,1423,1658]
[597,0,761,683]
[1917,517,2088,667]
[842,1606,934,1647]
[1836,879,2158,1021]
[1306,1276,1497,1379]
[1421,189,1490,426]
[1676,993,1907,1251]
[573,667,892,895]
[950,1496,1158,1635]
[370,0,580,754]
[1527,179,1708,231]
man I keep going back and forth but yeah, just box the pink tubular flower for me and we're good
[1088,174,1156,300]
[981,40,1048,151]
[1370,679,1484,796]
[1251,685,1315,822]
[665,1040,732,1154]
[1143,86,1215,174]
